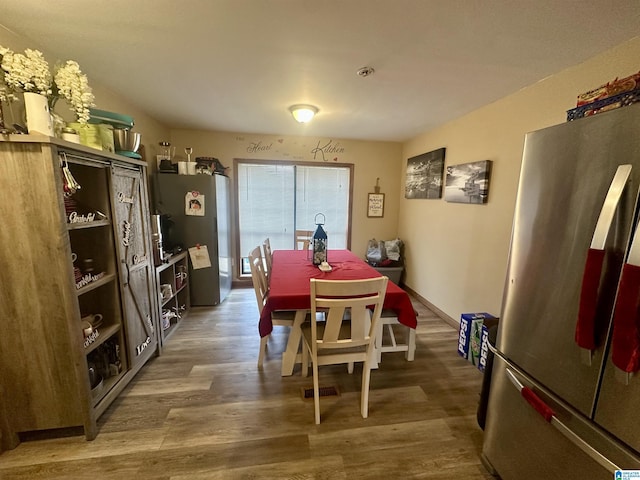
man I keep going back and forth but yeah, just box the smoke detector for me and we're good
[356,66,375,78]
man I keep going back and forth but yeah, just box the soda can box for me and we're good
[478,317,500,372]
[457,312,497,366]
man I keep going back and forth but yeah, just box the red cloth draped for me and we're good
[259,250,417,337]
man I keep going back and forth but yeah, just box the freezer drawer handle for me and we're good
[575,164,632,355]
[521,386,554,422]
[505,368,620,473]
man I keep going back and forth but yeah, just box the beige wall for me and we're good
[168,129,402,279]
[0,25,170,166]
[5,22,639,319]
[399,36,640,323]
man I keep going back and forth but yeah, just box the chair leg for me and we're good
[258,335,268,368]
[361,359,371,419]
[375,321,384,363]
[312,359,321,424]
[406,327,416,361]
[301,342,309,377]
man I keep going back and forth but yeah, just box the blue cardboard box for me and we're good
[457,312,497,367]
[478,318,499,372]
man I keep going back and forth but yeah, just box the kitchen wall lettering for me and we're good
[247,141,273,153]
[311,139,345,161]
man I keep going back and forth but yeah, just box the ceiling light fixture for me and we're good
[289,104,318,123]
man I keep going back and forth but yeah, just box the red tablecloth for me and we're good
[259,249,417,336]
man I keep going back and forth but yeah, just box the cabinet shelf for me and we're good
[76,272,116,296]
[67,219,111,230]
[91,370,126,408]
[155,251,190,347]
[83,323,121,355]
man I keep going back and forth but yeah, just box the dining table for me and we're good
[260,249,418,376]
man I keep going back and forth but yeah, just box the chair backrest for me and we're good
[295,230,313,250]
[310,276,388,351]
[248,245,268,313]
[262,238,273,277]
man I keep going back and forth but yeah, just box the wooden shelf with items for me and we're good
[155,251,190,346]
[0,135,159,448]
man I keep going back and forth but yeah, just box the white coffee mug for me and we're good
[178,162,188,175]
[187,162,197,175]
[81,313,103,327]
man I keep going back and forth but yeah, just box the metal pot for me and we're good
[113,128,141,152]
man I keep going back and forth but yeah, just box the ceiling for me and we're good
[1,1,639,142]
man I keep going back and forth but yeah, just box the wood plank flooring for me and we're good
[0,287,494,479]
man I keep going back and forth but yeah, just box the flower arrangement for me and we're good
[0,46,52,97]
[0,45,95,124]
[52,61,94,124]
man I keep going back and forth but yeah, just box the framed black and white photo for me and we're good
[367,193,385,217]
[405,148,446,199]
[444,160,493,204]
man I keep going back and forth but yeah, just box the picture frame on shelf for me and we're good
[367,193,385,217]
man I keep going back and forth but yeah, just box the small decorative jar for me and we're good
[61,127,80,144]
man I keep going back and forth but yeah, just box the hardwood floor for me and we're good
[0,287,494,479]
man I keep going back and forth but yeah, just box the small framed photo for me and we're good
[367,193,385,218]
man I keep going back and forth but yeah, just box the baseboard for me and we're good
[233,278,253,289]
[402,285,459,330]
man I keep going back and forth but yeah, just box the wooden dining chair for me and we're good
[294,230,313,251]
[376,310,416,363]
[301,276,388,424]
[262,238,273,279]
[248,246,296,368]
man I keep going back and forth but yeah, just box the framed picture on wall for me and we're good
[367,193,385,217]
[444,160,493,204]
[405,147,446,199]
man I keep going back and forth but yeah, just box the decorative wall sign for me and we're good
[444,160,493,204]
[405,148,446,199]
[185,191,205,216]
[367,193,385,217]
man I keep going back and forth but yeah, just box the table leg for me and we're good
[281,309,306,376]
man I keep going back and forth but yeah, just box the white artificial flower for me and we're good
[53,60,95,124]
[1,48,52,96]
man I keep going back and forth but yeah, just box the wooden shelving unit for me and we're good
[0,135,160,447]
[155,251,190,346]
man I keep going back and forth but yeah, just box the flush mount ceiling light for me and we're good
[289,104,318,123]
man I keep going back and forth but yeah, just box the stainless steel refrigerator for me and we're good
[482,103,640,478]
[155,173,232,306]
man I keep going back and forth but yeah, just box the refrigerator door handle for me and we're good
[610,217,640,384]
[505,368,621,473]
[575,164,633,364]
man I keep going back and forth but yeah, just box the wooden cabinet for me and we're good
[155,251,190,345]
[0,135,159,444]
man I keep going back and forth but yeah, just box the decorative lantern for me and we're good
[312,213,328,265]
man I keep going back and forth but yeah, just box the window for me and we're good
[236,160,352,275]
